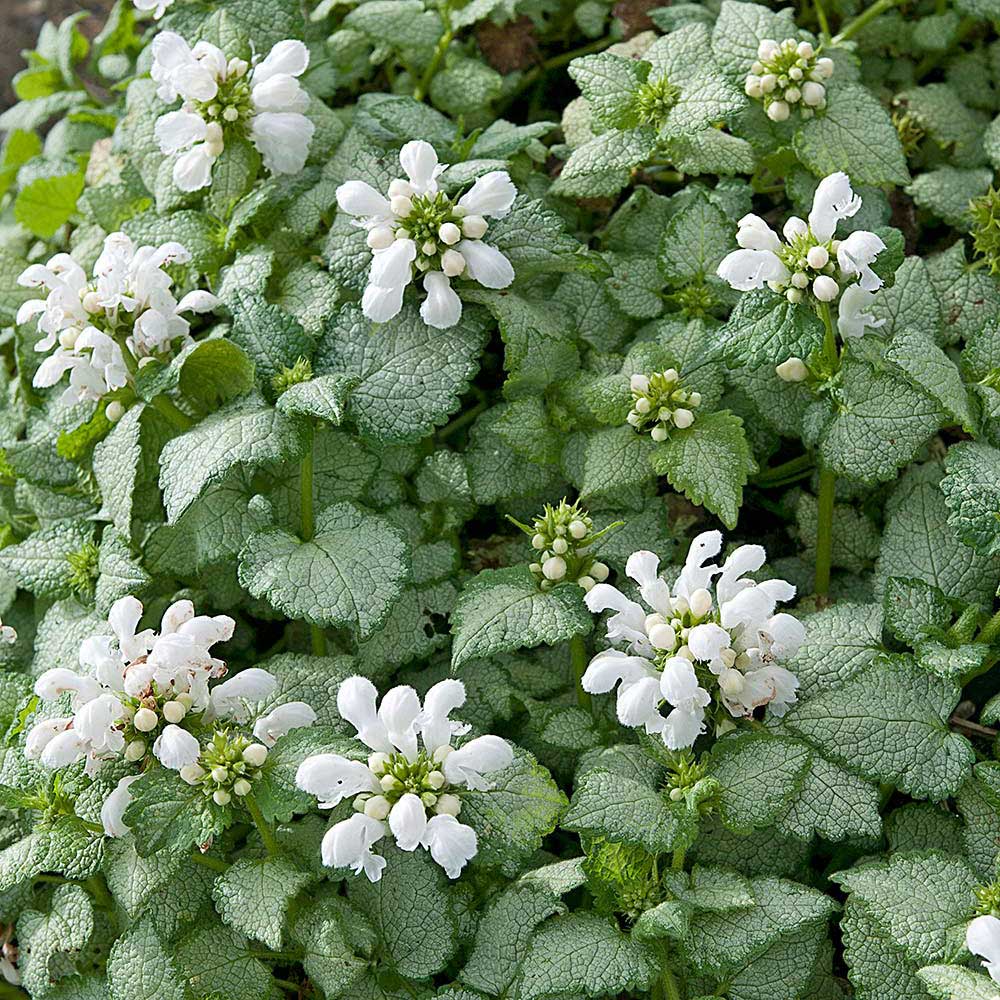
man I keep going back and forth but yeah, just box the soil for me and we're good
[1,0,117,109]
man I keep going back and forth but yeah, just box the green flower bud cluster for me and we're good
[663,750,720,814]
[272,356,313,395]
[632,75,680,129]
[772,224,841,305]
[353,748,461,821]
[65,542,100,599]
[582,839,665,921]
[122,690,197,764]
[744,38,832,122]
[509,499,615,593]
[391,190,471,277]
[970,187,1000,276]
[975,880,1000,917]
[194,56,253,131]
[627,370,701,441]
[180,729,268,806]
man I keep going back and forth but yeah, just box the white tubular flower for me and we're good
[152,33,313,191]
[336,143,515,329]
[299,676,507,880]
[132,0,173,18]
[34,668,101,708]
[153,724,202,770]
[208,668,279,722]
[320,813,387,882]
[582,535,803,748]
[252,702,317,747]
[24,718,73,760]
[837,230,887,292]
[101,774,142,837]
[967,915,1000,984]
[717,172,884,322]
[837,284,885,339]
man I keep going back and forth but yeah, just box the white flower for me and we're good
[582,534,804,748]
[208,668,279,722]
[152,33,314,192]
[297,677,509,880]
[716,173,885,322]
[153,724,201,770]
[101,774,142,837]
[837,284,885,340]
[968,915,1000,984]
[133,0,173,17]
[336,141,516,329]
[252,702,317,747]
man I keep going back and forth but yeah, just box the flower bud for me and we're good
[232,778,252,797]
[59,328,79,349]
[806,245,829,269]
[569,519,588,539]
[212,766,229,784]
[353,794,368,812]
[213,789,231,806]
[421,791,438,808]
[634,396,651,415]
[669,786,684,801]
[719,668,745,695]
[776,357,809,382]
[801,81,825,107]
[673,408,694,429]
[438,222,461,245]
[176,692,194,709]
[626,411,641,426]
[651,425,668,442]
[663,368,678,382]
[364,794,391,820]
[461,215,488,239]
[591,561,609,582]
[745,76,763,99]
[578,576,596,592]
[551,537,568,555]
[758,39,779,60]
[630,373,650,393]
[422,240,437,256]
[791,271,809,289]
[441,249,466,277]
[797,40,815,59]
[222,106,240,123]
[427,770,446,790]
[789,66,803,81]
[689,588,713,618]
[649,622,677,651]
[433,744,452,764]
[784,87,801,103]
[106,401,125,424]
[751,61,764,74]
[388,179,413,198]
[542,556,567,581]
[380,773,402,792]
[82,291,102,315]
[816,57,834,77]
[760,73,777,94]
[243,744,269,767]
[228,57,249,77]
[124,739,146,762]
[390,195,413,217]
[435,793,462,816]
[180,763,205,784]
[766,100,790,122]
[163,700,186,724]
[783,216,808,241]
[813,275,838,301]
[786,288,804,304]
[677,644,694,661]
[367,227,395,250]
[133,707,158,732]
[688,391,702,407]
[531,533,546,550]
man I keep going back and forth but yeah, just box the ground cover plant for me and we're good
[2,0,1000,996]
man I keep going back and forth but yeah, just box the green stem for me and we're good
[814,0,831,39]
[244,794,280,856]
[753,452,814,487]
[978,607,1000,646]
[832,0,904,43]
[660,966,682,1000]
[151,392,194,431]
[272,979,302,994]
[190,851,228,873]
[509,36,615,100]
[84,875,114,911]
[437,398,487,441]
[300,426,327,657]
[671,845,686,871]
[570,634,591,711]
[814,466,836,597]
[817,300,839,372]
[414,4,453,101]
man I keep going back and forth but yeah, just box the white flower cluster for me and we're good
[17,233,218,407]
[336,141,517,329]
[24,596,315,836]
[152,33,315,192]
[297,676,513,882]
[968,915,1000,985]
[717,172,887,352]
[744,39,833,122]
[627,370,701,441]
[582,533,804,750]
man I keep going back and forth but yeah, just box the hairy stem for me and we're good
[833,0,903,43]
[671,845,686,871]
[300,427,327,656]
[190,851,229,873]
[570,634,591,711]
[978,607,1000,646]
[753,452,814,487]
[414,3,453,101]
[814,466,836,597]
[244,794,280,856]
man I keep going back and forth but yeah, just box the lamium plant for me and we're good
[0,0,998,998]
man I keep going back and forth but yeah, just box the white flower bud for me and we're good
[806,245,829,269]
[106,401,125,424]
[213,789,231,806]
[441,249,465,277]
[542,556,567,581]
[435,793,462,816]
[422,240,437,256]
[645,613,666,631]
[784,87,801,103]
[163,700,186,724]
[689,588,713,618]
[461,215,488,239]
[689,391,702,407]
[801,81,826,107]
[416,257,431,271]
[133,707,158,732]
[233,778,252,797]
[531,533,547,549]
[82,291,102,315]
[180,763,205,784]
[751,60,764,74]
[438,222,461,245]
[720,646,739,668]
[758,39,780,60]
[222,106,240,123]
[433,744,452,764]
[789,66,803,81]
[776,357,809,382]
[59,329,79,349]
[353,794,368,812]
[797,40,815,59]
[630,373,650,393]
[591,561,609,582]
[228,57,249,78]
[395,227,410,240]
[529,562,541,574]
[673,408,694,429]
[663,368,679,382]
[745,76,763,99]
[676,644,694,661]
[719,668,745,695]
[813,275,839,301]
[816,57,834,77]
[783,216,808,241]
[786,288,804,304]
[176,692,194,710]
[427,770,446,790]
[576,576,594,592]
[651,425,668,442]
[569,519,588,539]
[760,74,777,94]
[649,622,677,651]
[767,100,790,122]
[124,739,146,762]
[551,537,568,555]
[390,195,413,218]
[626,410,641,426]
[791,271,809,289]
[243,744,269,767]
[212,766,229,784]
[669,786,684,801]
[388,179,413,198]
[380,773,401,792]
[364,794,391,820]
[367,227,395,250]
[205,122,224,153]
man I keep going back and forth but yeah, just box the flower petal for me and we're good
[808,171,861,241]
[250,111,314,175]
[253,702,317,747]
[421,814,478,878]
[337,180,391,221]
[456,240,514,289]
[296,753,378,809]
[153,724,201,770]
[399,140,442,194]
[442,735,513,790]
[625,550,672,615]
[321,814,387,881]
[337,676,392,752]
[209,668,279,721]
[388,792,427,851]
[716,248,788,291]
[378,685,421,759]
[252,39,310,87]
[101,774,142,838]
[154,110,207,154]
[456,171,516,218]
[420,678,467,754]
[420,271,462,329]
